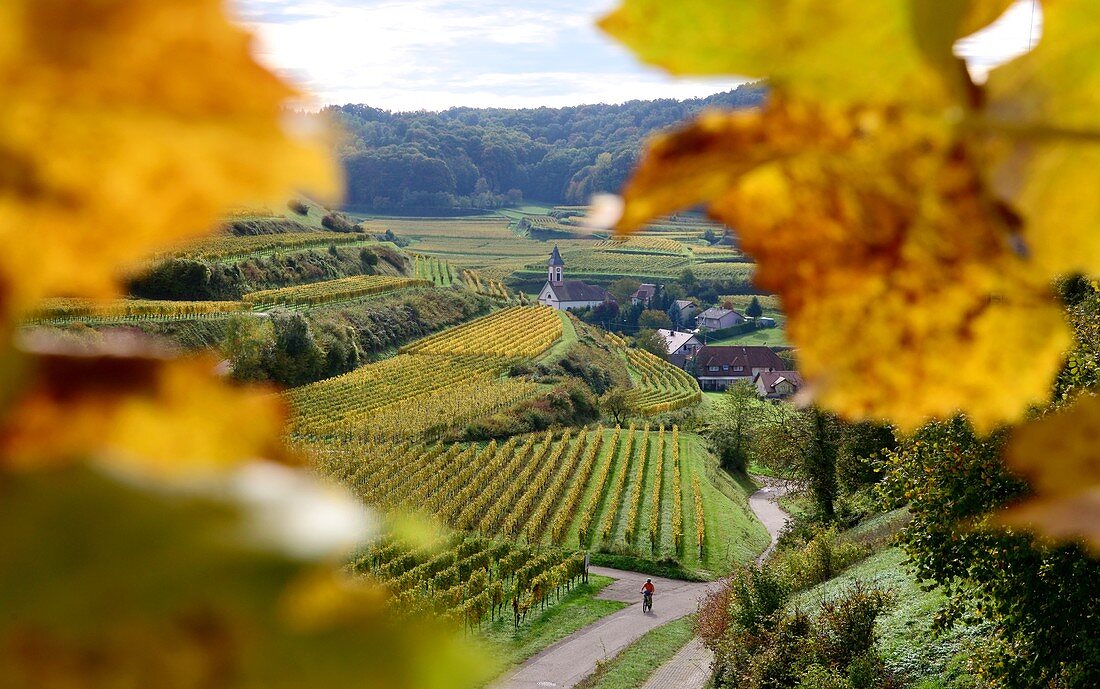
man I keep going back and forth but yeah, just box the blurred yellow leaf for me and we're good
[0,334,287,475]
[0,468,493,689]
[614,101,1071,430]
[1000,395,1100,550]
[984,0,1100,277]
[599,0,976,107]
[0,0,340,315]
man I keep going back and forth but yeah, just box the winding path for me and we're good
[490,478,792,689]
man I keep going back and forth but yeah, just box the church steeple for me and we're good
[547,246,564,285]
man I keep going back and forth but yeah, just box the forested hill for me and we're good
[326,83,766,212]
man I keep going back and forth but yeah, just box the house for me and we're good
[696,307,744,331]
[537,246,615,311]
[669,299,697,327]
[754,370,804,399]
[630,283,657,307]
[657,329,702,368]
[693,345,785,391]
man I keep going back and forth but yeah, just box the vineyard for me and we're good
[355,534,586,630]
[402,306,562,358]
[414,254,459,286]
[361,217,517,240]
[622,347,702,414]
[460,269,510,300]
[162,231,368,261]
[242,275,431,307]
[27,297,248,324]
[592,237,688,256]
[288,354,538,442]
[306,425,765,570]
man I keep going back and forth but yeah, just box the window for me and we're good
[709,366,719,372]
[722,365,729,371]
[734,366,744,372]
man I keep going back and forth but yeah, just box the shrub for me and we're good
[813,583,892,669]
[774,526,868,590]
[321,212,359,233]
[287,198,309,215]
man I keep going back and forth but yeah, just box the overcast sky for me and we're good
[233,0,1041,112]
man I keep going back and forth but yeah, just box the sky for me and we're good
[233,0,1042,112]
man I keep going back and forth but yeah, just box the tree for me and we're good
[706,381,758,473]
[752,405,842,520]
[746,296,763,319]
[879,418,1100,688]
[222,314,274,382]
[608,277,641,305]
[600,388,633,425]
[634,329,666,359]
[638,309,672,330]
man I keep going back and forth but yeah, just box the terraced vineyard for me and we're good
[307,424,765,570]
[28,297,248,323]
[461,269,510,300]
[622,347,702,414]
[288,354,537,442]
[355,534,586,629]
[162,231,368,261]
[243,275,430,307]
[402,305,561,358]
[515,249,691,281]
[414,254,459,286]
[361,217,516,240]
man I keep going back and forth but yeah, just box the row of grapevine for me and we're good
[592,236,688,256]
[163,231,366,261]
[672,428,683,553]
[460,269,510,300]
[623,423,651,545]
[648,425,667,551]
[623,347,702,413]
[243,275,431,307]
[413,254,457,286]
[693,473,705,558]
[402,306,562,358]
[548,429,606,543]
[288,354,538,441]
[27,297,247,323]
[357,534,587,630]
[576,425,621,546]
[600,423,636,543]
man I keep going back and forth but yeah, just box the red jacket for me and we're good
[641,582,655,594]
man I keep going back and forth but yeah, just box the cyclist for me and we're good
[641,578,655,612]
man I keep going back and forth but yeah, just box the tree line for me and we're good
[326,84,766,211]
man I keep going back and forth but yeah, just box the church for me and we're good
[536,246,615,311]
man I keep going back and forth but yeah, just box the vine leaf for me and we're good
[1000,394,1100,551]
[0,0,340,316]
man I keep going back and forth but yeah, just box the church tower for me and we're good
[547,246,564,286]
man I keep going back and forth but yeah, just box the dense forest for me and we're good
[326,84,767,212]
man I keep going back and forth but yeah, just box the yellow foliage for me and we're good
[0,335,288,475]
[1001,395,1100,551]
[614,100,1071,430]
[0,0,339,313]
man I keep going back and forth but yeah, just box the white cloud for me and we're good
[233,0,1043,110]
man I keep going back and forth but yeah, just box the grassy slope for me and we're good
[577,616,697,689]
[538,310,579,365]
[482,574,627,669]
[792,547,987,687]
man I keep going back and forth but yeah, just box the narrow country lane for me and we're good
[489,478,793,689]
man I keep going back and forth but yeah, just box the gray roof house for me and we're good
[697,307,744,331]
[693,345,785,391]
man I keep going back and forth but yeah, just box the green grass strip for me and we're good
[576,616,698,689]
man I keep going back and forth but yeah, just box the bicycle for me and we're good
[642,591,653,613]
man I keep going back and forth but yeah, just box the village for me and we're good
[536,246,800,400]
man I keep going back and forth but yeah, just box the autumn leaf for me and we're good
[0,332,288,475]
[0,0,340,316]
[598,0,986,108]
[984,0,1100,278]
[1000,394,1100,551]
[614,99,1071,430]
[0,468,494,689]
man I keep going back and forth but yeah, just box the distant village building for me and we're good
[657,329,702,369]
[754,370,803,399]
[693,345,785,391]
[669,299,698,327]
[537,246,615,311]
[630,283,657,307]
[696,307,744,331]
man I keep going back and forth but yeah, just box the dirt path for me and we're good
[491,478,793,689]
